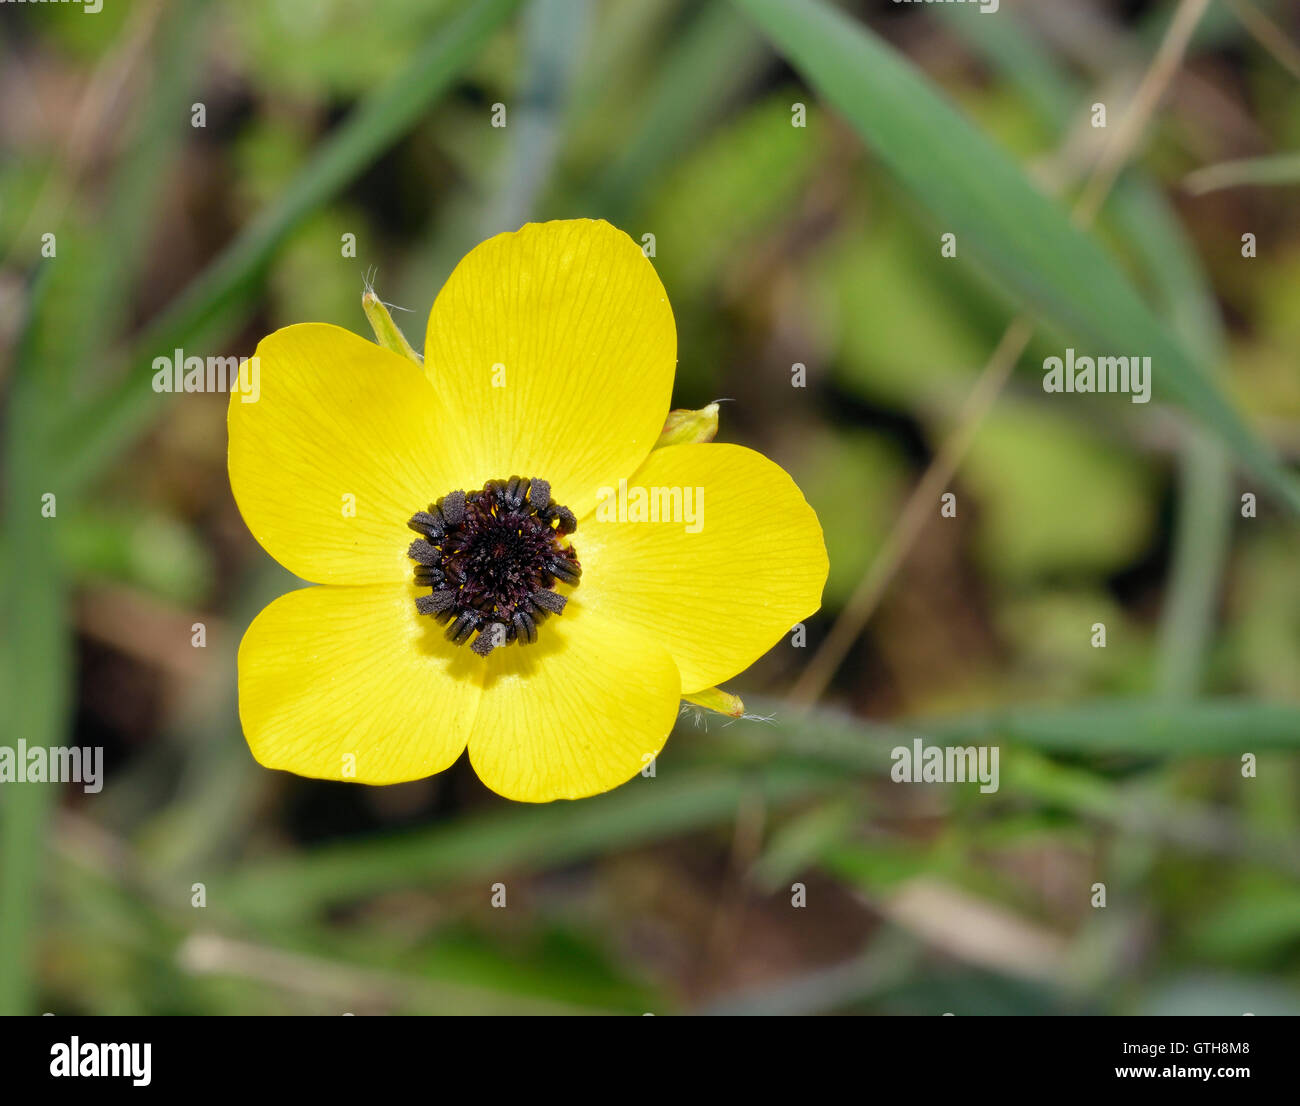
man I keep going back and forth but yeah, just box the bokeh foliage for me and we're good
[2,0,1299,1014]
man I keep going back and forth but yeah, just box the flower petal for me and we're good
[576,443,828,693]
[237,582,481,783]
[422,219,676,519]
[228,322,458,584]
[467,602,680,802]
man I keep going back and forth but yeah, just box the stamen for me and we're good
[408,511,444,539]
[512,610,537,644]
[446,610,479,645]
[407,539,440,565]
[415,590,456,616]
[406,475,580,654]
[553,506,577,534]
[440,489,467,527]
[548,558,581,586]
[471,622,508,656]
[531,589,566,615]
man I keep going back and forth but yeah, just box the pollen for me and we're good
[406,476,581,656]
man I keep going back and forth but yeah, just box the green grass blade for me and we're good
[1183,152,1300,195]
[719,696,1300,760]
[0,272,74,1015]
[731,0,1300,513]
[482,0,590,233]
[217,766,832,924]
[70,2,213,381]
[952,10,1233,698]
[924,699,1300,755]
[585,2,768,221]
[55,0,523,494]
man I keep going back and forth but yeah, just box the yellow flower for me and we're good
[229,219,827,802]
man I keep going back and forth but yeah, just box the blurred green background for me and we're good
[2,0,1299,1015]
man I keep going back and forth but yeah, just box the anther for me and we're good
[416,590,456,616]
[407,539,440,565]
[527,478,550,511]
[512,610,537,644]
[439,489,467,527]
[531,589,567,615]
[446,611,479,645]
[553,506,577,534]
[408,476,579,653]
[549,558,580,585]
[471,623,507,656]
[408,511,444,539]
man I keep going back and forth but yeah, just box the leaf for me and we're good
[730,0,1300,513]
[1135,973,1300,1016]
[926,698,1300,755]
[1184,152,1300,195]
[946,4,1234,698]
[583,2,769,220]
[962,404,1155,580]
[723,695,1300,759]
[0,3,213,1011]
[0,271,72,1015]
[640,92,824,300]
[792,431,906,606]
[216,766,833,923]
[55,0,523,494]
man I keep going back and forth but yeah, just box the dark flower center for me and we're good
[406,476,581,656]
